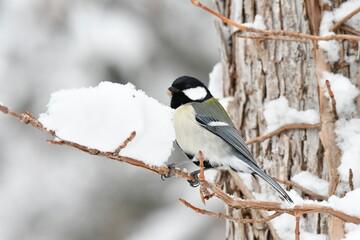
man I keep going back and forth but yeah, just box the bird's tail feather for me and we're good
[236,159,294,204]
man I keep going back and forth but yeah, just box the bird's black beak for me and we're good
[168,86,179,97]
[168,86,179,93]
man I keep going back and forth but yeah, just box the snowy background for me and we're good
[0,0,224,239]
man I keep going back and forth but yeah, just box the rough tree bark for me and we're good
[214,0,359,239]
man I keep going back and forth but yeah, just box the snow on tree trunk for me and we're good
[215,0,359,239]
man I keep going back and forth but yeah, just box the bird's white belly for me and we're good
[173,104,233,167]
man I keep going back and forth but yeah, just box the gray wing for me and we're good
[195,114,294,203]
[195,114,256,165]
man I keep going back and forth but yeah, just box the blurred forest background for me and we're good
[0,0,224,239]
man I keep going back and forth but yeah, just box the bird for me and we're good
[166,75,293,203]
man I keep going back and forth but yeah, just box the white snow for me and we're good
[327,189,360,218]
[208,62,234,111]
[335,118,360,188]
[322,0,332,6]
[318,0,360,62]
[270,214,327,240]
[208,62,224,99]
[263,96,320,132]
[322,71,360,118]
[243,15,266,30]
[333,0,360,31]
[318,40,340,62]
[39,82,175,166]
[292,171,329,197]
[344,223,360,240]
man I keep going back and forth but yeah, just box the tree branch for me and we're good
[1,104,360,226]
[295,214,301,240]
[190,0,360,41]
[246,123,321,145]
[329,7,360,32]
[325,80,339,121]
[179,198,283,223]
[349,169,354,191]
[274,178,328,201]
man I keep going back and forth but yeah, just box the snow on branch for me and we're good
[1,79,360,239]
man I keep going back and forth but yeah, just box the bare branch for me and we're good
[295,214,301,240]
[180,198,283,223]
[233,32,310,43]
[190,0,360,41]
[325,80,339,121]
[329,7,360,32]
[274,178,328,201]
[246,123,321,145]
[340,24,360,36]
[113,131,136,156]
[349,169,354,191]
[200,180,360,224]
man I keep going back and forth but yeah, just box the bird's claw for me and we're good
[187,171,200,187]
[161,164,175,181]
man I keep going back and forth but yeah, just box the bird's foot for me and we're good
[161,164,176,181]
[187,170,200,187]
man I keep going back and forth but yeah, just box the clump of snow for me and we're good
[327,189,360,218]
[333,0,360,31]
[322,0,332,6]
[318,0,360,62]
[318,10,339,62]
[344,223,360,240]
[292,171,329,197]
[208,62,224,99]
[39,82,175,166]
[238,172,254,191]
[335,118,360,188]
[243,15,266,30]
[318,40,340,62]
[322,71,359,118]
[319,11,335,36]
[219,97,234,111]
[264,96,320,132]
[208,62,234,110]
[271,214,327,240]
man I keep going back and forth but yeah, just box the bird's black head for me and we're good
[168,76,213,109]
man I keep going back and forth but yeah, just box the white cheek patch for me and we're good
[183,86,207,101]
[208,121,229,126]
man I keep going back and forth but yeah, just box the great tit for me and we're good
[168,76,293,203]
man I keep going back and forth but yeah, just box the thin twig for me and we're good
[190,0,360,41]
[113,131,136,156]
[340,24,360,36]
[325,80,339,121]
[295,214,301,240]
[329,7,360,32]
[228,170,282,239]
[274,178,328,201]
[201,180,360,224]
[349,169,354,191]
[199,151,205,182]
[234,33,310,43]
[179,198,283,223]
[246,123,321,145]
[198,151,212,204]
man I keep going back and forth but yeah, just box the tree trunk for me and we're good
[215,0,359,239]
